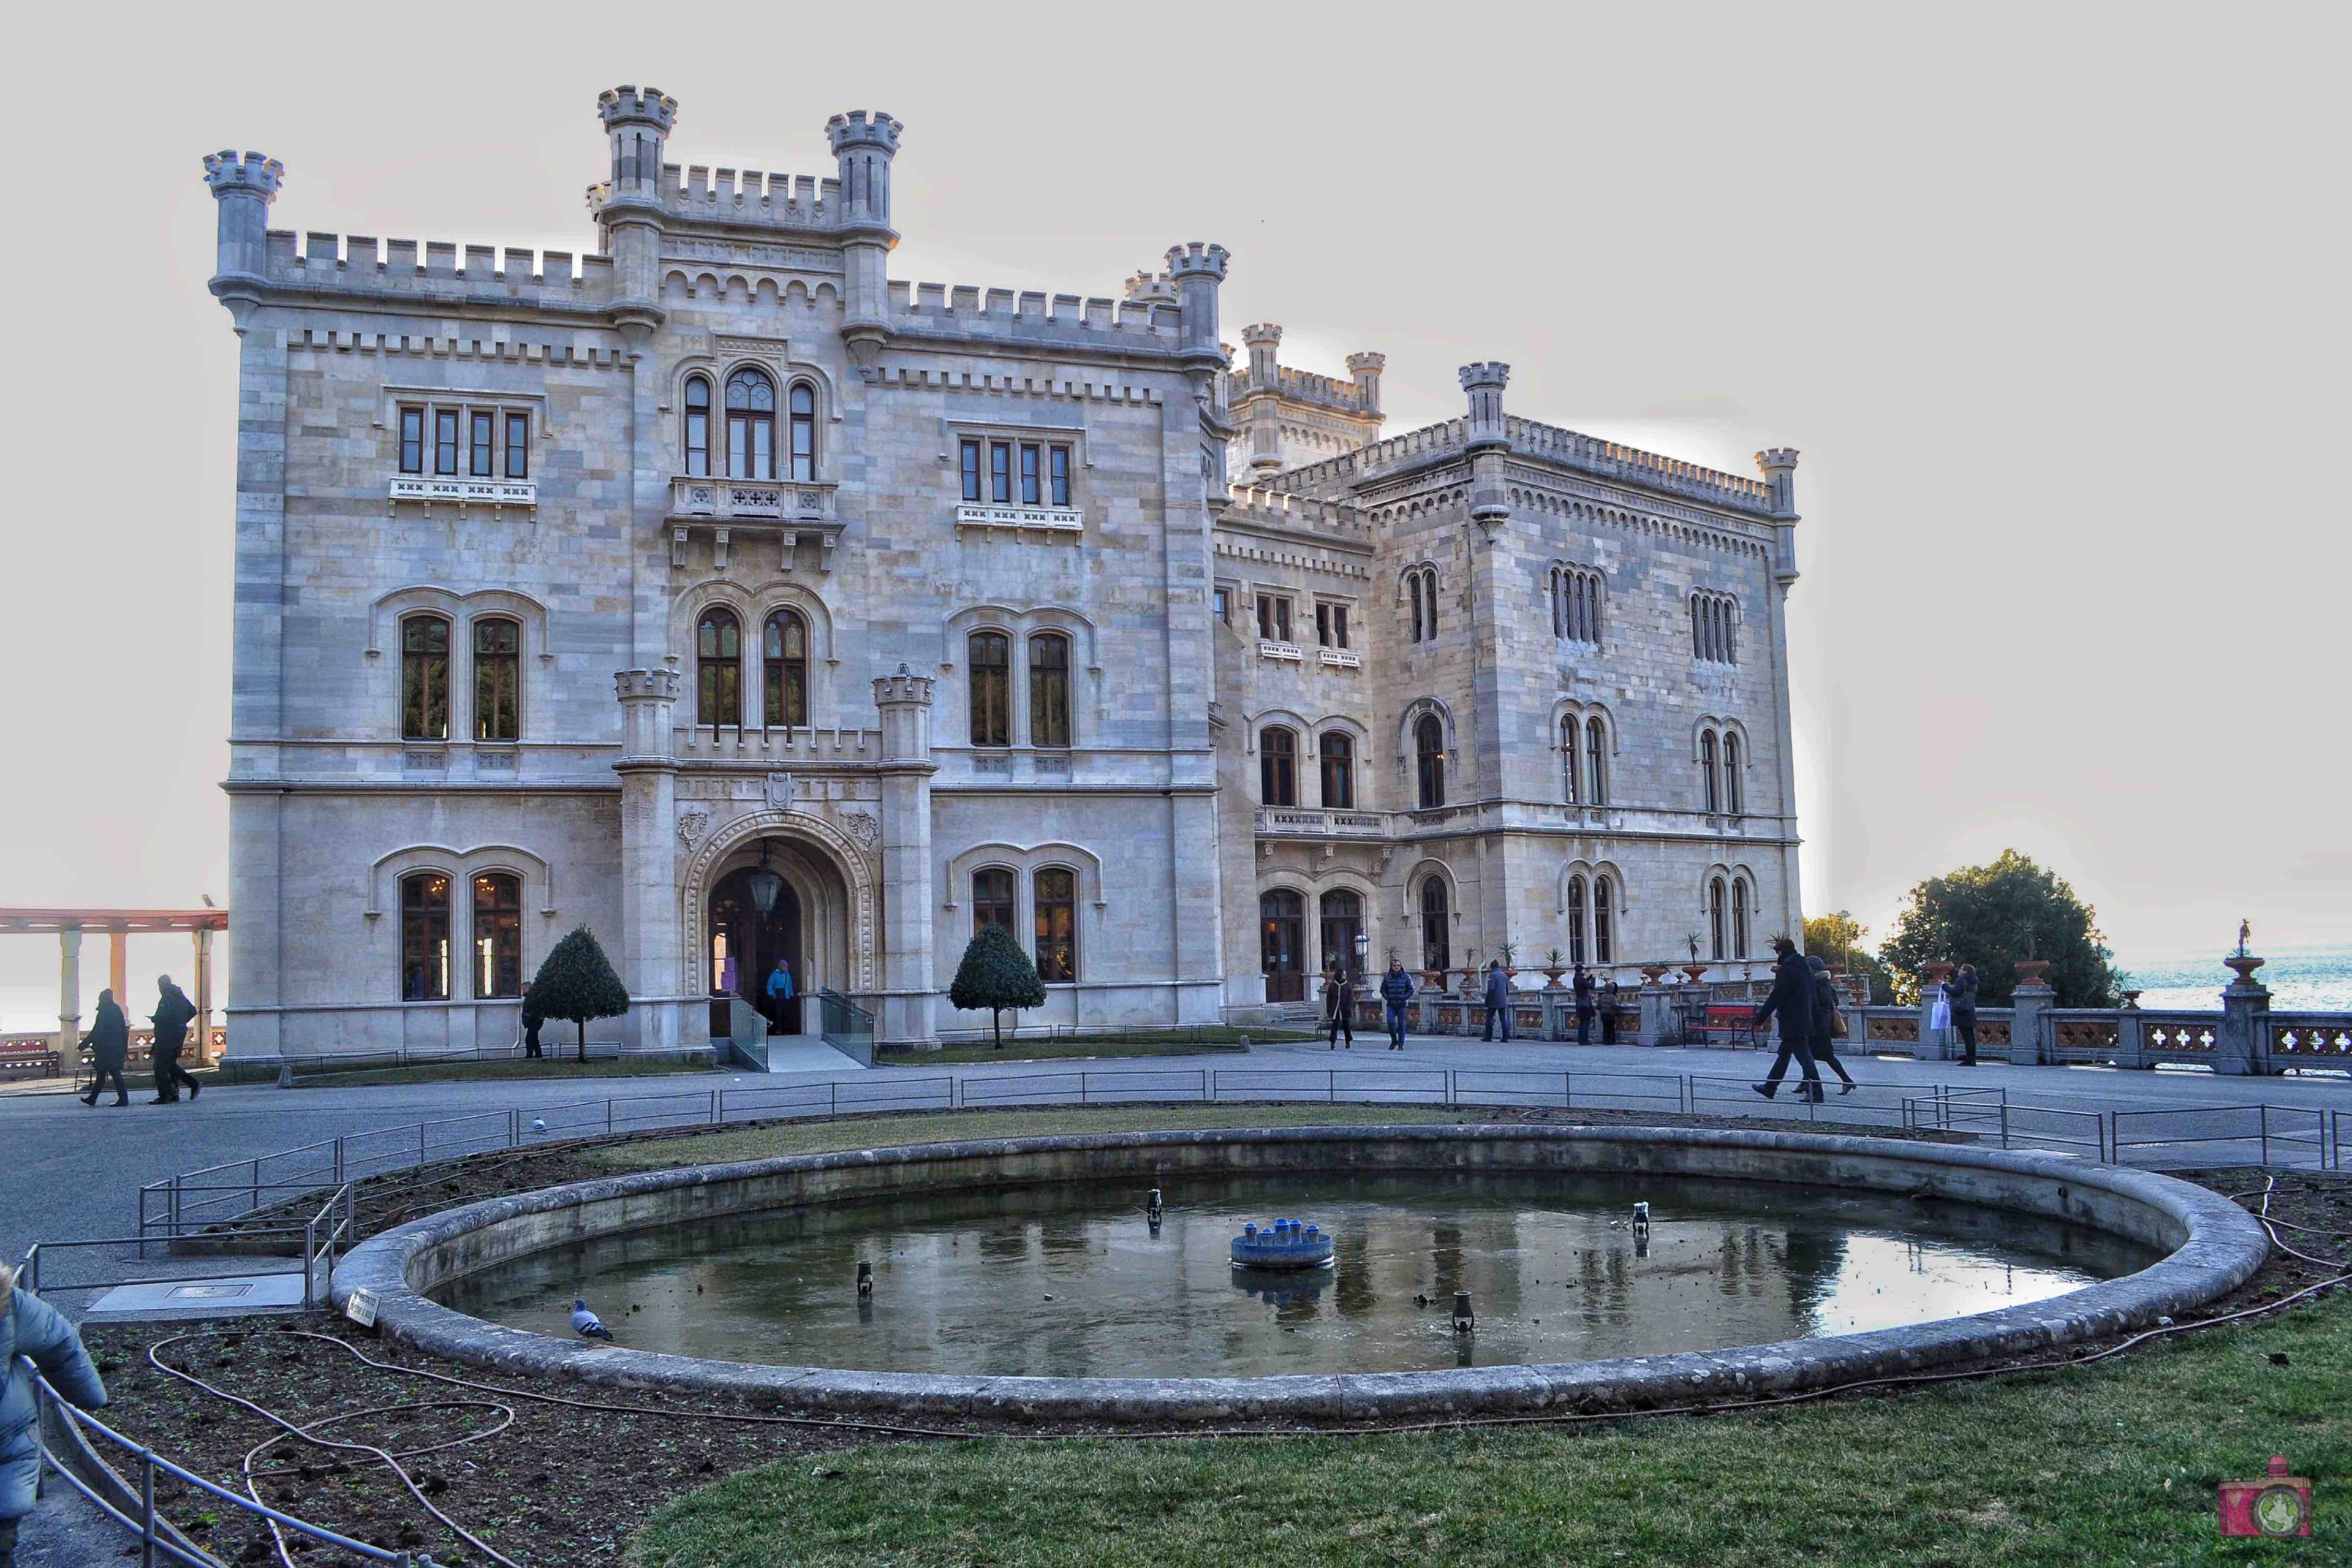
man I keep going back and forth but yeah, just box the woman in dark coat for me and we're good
[1949,963,1981,1066]
[1805,956,1855,1093]
[1571,968,1597,1045]
[1749,938,1823,1102]
[78,989,130,1107]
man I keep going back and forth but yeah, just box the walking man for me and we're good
[1379,958,1415,1051]
[148,975,200,1104]
[1481,959,1513,1042]
[521,994,545,1058]
[1572,966,1598,1046]
[1806,955,1856,1093]
[79,988,131,1107]
[1324,968,1355,1050]
[1949,962,1981,1067]
[1749,937,1823,1103]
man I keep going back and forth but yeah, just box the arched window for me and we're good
[1034,867,1077,982]
[1318,732,1353,809]
[725,368,774,479]
[1419,875,1451,974]
[1259,726,1297,806]
[1562,716,1580,803]
[1724,732,1744,816]
[1408,574,1424,643]
[1029,632,1071,748]
[472,872,522,999]
[1594,874,1615,963]
[1700,730,1720,813]
[1261,888,1304,1003]
[401,616,450,741]
[971,867,1016,936]
[1415,714,1445,810]
[788,382,816,481]
[400,871,451,1002]
[696,608,741,727]
[1421,572,1438,639]
[1708,877,1727,962]
[1585,717,1608,806]
[474,618,520,742]
[968,631,1010,746]
[763,610,808,728]
[1732,876,1751,960]
[1693,594,1738,664]
[1566,874,1588,964]
[1319,888,1363,980]
[683,374,711,477]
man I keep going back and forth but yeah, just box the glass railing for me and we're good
[819,988,876,1067]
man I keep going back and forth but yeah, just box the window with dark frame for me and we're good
[504,411,529,479]
[472,872,522,999]
[1725,732,1744,815]
[434,410,460,475]
[764,610,809,728]
[1709,877,1727,961]
[400,872,451,1002]
[1213,587,1230,624]
[399,407,424,474]
[1586,716,1609,805]
[1019,443,1042,506]
[961,439,982,502]
[696,608,741,728]
[1733,878,1750,959]
[1049,445,1071,507]
[1563,717,1580,803]
[972,867,1016,936]
[788,382,815,481]
[1415,714,1445,810]
[726,368,775,480]
[1029,632,1071,747]
[1701,730,1720,813]
[968,630,1011,746]
[1420,875,1451,974]
[1259,726,1297,805]
[401,617,450,741]
[473,618,520,742]
[1034,867,1077,983]
[470,411,494,477]
[989,441,1012,503]
[1410,575,1424,642]
[1256,594,1292,643]
[1319,731,1353,809]
[685,376,712,477]
[1594,875,1614,963]
[1567,875,1588,964]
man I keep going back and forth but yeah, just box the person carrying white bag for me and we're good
[1929,980,1953,1060]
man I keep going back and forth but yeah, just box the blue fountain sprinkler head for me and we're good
[1632,1201,1651,1232]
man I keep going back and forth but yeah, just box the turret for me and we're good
[828,110,904,352]
[1346,351,1386,413]
[1461,363,1512,526]
[1756,448,1801,517]
[201,150,283,328]
[1164,242,1230,363]
[1241,322,1282,387]
[596,86,677,342]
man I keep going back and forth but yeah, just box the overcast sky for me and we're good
[1,3,2343,1026]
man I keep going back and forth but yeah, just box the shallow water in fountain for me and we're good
[435,1171,2161,1378]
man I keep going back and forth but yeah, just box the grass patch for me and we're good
[629,1292,2350,1566]
[881,1031,1310,1065]
[584,1103,1485,1170]
[273,1056,720,1089]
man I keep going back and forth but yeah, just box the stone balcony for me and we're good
[669,476,844,570]
[1257,639,1305,662]
[388,475,536,512]
[1316,647,1362,670]
[953,502,1083,534]
[1253,805,1390,839]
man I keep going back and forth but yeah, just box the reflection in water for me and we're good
[435,1171,2159,1380]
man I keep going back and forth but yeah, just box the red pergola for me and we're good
[0,906,228,1072]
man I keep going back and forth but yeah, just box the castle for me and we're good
[201,87,1805,1055]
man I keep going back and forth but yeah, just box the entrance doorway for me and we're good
[708,863,803,1039]
[1319,889,1363,982]
[1260,888,1305,1003]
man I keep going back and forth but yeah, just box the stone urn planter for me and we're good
[1542,968,1567,987]
[2013,959,2053,989]
[1682,964,1709,986]
[1425,969,1448,992]
[1639,963,1671,986]
[2223,956,2266,988]
[2119,990,2143,1009]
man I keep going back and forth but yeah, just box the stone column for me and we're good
[615,669,684,1051]
[193,926,216,1065]
[2008,961,2052,1066]
[1639,976,1677,1046]
[56,925,82,1077]
[2216,959,2269,1077]
[107,930,127,1020]
[873,667,939,1050]
[1918,962,1955,1062]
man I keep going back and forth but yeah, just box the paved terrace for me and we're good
[6,1035,2346,1300]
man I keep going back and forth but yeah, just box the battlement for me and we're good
[886,278,1183,344]
[1220,483,1370,540]
[598,85,677,132]
[826,110,903,154]
[260,230,617,307]
[1123,269,1179,305]
[202,149,284,199]
[1165,241,1229,281]
[1458,361,1510,391]
[1228,363,1375,413]
[662,165,841,227]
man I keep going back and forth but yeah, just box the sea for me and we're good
[2118,944,2352,1013]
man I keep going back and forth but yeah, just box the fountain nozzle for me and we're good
[1632,1201,1651,1236]
[856,1260,873,1296]
[1452,1290,1475,1332]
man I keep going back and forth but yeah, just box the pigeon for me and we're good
[531,1118,547,1134]
[570,1299,614,1341]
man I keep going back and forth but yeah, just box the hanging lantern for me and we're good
[747,869,783,916]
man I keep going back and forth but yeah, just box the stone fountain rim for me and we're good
[330,1124,2270,1424]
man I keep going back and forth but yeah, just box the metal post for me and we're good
[1327,1070,1335,1103]
[303,1210,316,1310]
[418,1123,427,1169]
[1082,1072,1089,1105]
[139,1448,157,1567]
[249,1158,259,1219]
[1564,1072,1573,1108]
[1199,1069,1208,1103]
[709,1089,717,1124]
[334,1137,345,1185]
[2259,1104,2269,1168]
[1999,1099,2010,1150]
[605,1099,614,1137]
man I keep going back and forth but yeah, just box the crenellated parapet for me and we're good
[253,231,618,309]
[202,150,284,315]
[885,280,1183,346]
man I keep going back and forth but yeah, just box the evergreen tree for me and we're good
[946,925,1046,1049]
[525,926,631,1062]
[1878,850,2122,1007]
[1803,912,1897,1004]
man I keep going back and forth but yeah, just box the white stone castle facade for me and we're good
[203,88,1806,1055]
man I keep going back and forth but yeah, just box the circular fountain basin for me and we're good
[333,1126,2269,1424]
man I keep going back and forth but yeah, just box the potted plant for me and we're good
[1639,961,1671,985]
[1681,933,1708,985]
[1543,947,1568,986]
[1497,942,1518,981]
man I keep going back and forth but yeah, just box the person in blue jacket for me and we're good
[1377,959,1416,1051]
[764,956,796,1032]
[2,1260,109,1567]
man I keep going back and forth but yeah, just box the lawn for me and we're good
[628,1289,2350,1566]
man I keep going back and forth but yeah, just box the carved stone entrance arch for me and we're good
[679,809,878,994]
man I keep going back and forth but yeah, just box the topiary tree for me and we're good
[525,925,631,1062]
[1878,849,2122,1008]
[947,925,1046,1050]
